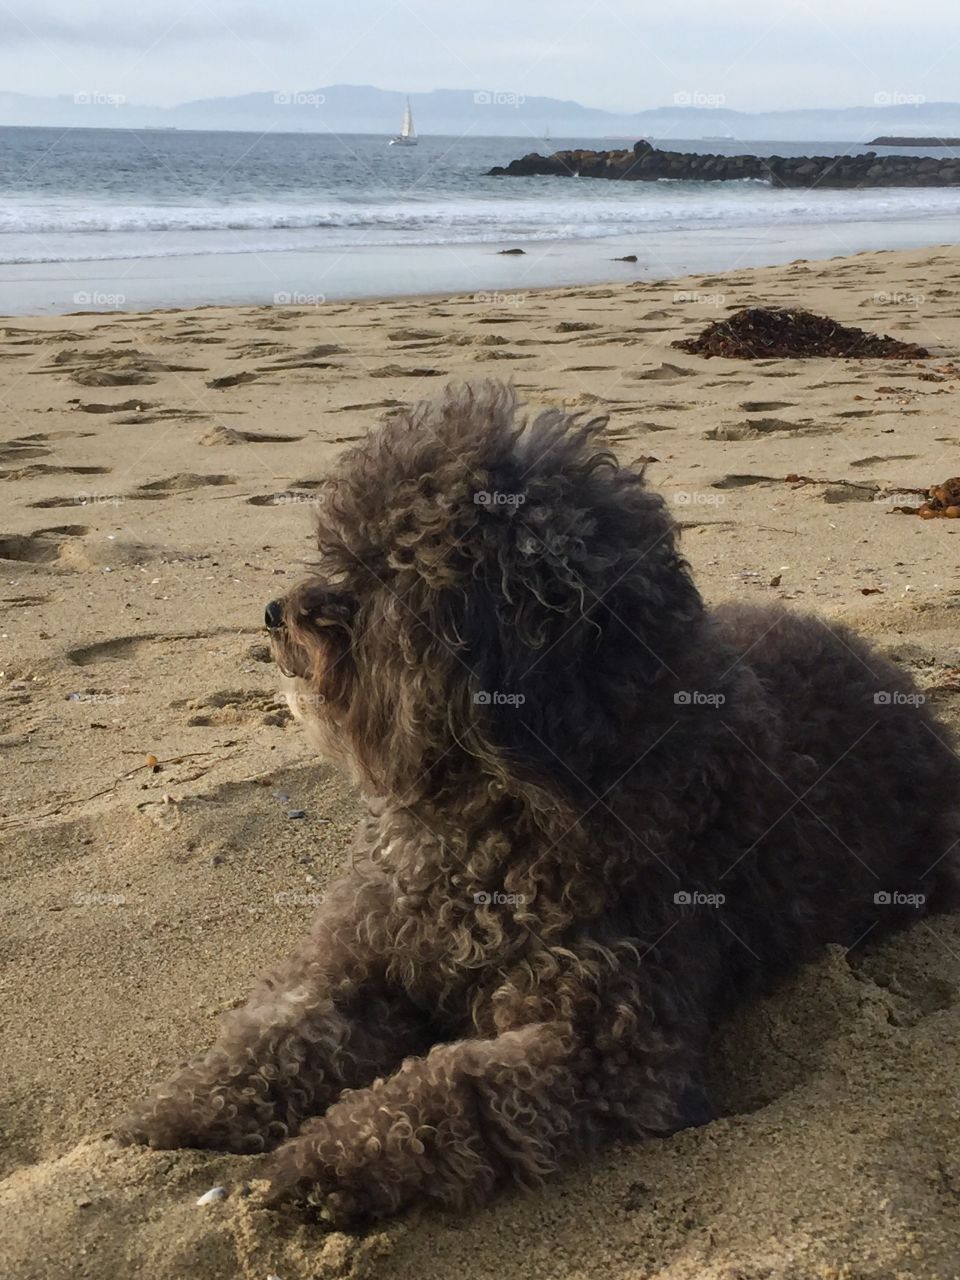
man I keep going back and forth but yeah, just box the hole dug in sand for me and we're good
[0,526,88,565]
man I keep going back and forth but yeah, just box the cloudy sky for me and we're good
[1,0,957,111]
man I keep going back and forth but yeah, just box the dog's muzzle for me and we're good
[265,599,285,631]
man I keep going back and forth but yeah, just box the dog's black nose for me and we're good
[264,599,285,631]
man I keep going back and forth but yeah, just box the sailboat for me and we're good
[389,96,418,147]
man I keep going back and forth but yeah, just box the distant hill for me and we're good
[5,85,960,141]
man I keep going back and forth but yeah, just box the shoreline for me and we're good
[1,212,959,315]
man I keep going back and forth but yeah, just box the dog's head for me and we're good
[267,381,702,804]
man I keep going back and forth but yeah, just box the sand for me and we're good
[2,245,960,1280]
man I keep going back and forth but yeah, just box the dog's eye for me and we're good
[304,590,357,628]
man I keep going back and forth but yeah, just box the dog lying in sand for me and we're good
[118,381,960,1224]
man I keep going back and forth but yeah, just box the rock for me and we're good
[489,142,960,188]
[498,248,526,255]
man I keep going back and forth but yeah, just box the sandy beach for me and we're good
[2,244,960,1280]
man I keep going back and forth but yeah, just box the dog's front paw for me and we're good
[114,1099,195,1150]
[115,1088,275,1155]
[262,1126,365,1226]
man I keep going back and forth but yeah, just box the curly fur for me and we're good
[117,380,960,1225]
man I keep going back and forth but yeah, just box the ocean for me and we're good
[1,127,959,313]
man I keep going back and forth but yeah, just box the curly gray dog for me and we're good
[118,380,960,1225]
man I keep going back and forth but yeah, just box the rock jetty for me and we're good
[869,136,960,147]
[489,139,960,187]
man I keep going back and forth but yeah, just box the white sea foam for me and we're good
[3,183,960,264]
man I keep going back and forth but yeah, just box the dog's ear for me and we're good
[451,409,703,794]
[273,583,356,707]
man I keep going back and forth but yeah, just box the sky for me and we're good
[1,0,959,112]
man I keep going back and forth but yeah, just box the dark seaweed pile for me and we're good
[673,307,929,360]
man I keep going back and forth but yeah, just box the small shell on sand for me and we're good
[195,1186,228,1206]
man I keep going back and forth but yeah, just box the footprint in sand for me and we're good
[604,422,673,439]
[706,417,831,441]
[73,369,155,387]
[39,348,204,387]
[134,473,238,496]
[5,530,167,572]
[0,592,48,607]
[206,371,260,389]
[114,407,207,425]
[1,463,111,482]
[27,495,109,509]
[49,348,202,372]
[388,328,443,342]
[473,350,531,361]
[0,440,50,464]
[179,688,291,728]
[631,363,699,381]
[0,526,88,565]
[258,344,344,371]
[368,365,444,379]
[71,398,153,414]
[66,627,257,668]
[199,426,303,446]
[849,454,918,467]
[333,398,405,413]
[711,474,783,490]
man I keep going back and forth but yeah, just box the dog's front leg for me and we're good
[260,1020,590,1223]
[116,875,432,1154]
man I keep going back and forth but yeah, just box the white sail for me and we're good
[389,96,418,145]
[401,98,416,139]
